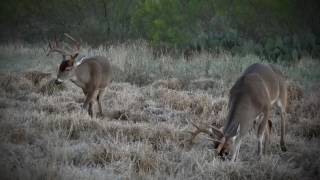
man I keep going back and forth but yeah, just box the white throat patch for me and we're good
[75,55,87,66]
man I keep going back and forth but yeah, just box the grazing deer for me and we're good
[47,34,112,117]
[187,63,287,161]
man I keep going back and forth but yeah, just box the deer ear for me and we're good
[72,53,79,59]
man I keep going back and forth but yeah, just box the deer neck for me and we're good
[75,55,87,66]
[69,67,84,89]
[224,96,253,139]
[69,55,87,88]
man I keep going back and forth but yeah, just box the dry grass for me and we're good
[0,43,320,180]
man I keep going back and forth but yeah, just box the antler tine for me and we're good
[64,33,80,52]
[209,124,224,136]
[64,33,77,42]
[205,137,224,144]
[47,35,71,56]
[185,122,215,145]
[191,122,213,136]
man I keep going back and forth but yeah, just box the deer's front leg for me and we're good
[83,88,99,117]
[231,136,242,162]
[280,111,287,151]
[257,110,269,158]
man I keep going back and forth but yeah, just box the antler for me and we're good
[47,33,80,56]
[47,35,69,56]
[64,33,80,53]
[186,122,222,144]
[209,124,224,136]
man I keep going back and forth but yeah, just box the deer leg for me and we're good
[88,102,94,117]
[263,123,270,154]
[97,89,106,117]
[231,136,242,162]
[83,89,99,117]
[280,109,287,151]
[257,110,269,158]
[278,81,288,152]
[263,120,272,154]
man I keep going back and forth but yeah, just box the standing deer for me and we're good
[187,63,287,161]
[47,34,112,117]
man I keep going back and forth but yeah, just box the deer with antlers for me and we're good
[187,63,287,161]
[47,34,112,117]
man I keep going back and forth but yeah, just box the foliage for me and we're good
[0,0,320,61]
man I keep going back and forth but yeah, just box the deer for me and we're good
[47,34,112,117]
[186,63,287,161]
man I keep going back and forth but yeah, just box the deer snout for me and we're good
[55,78,63,84]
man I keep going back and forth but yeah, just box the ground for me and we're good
[0,42,319,180]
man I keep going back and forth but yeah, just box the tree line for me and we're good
[1,0,319,61]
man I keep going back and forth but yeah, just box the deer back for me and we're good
[75,56,112,89]
[224,63,284,138]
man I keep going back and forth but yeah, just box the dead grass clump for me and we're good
[65,102,81,113]
[101,123,148,142]
[302,92,320,120]
[280,145,320,179]
[10,128,27,144]
[106,109,128,120]
[148,127,176,151]
[287,81,303,102]
[290,89,320,123]
[155,88,193,111]
[47,117,101,139]
[106,83,145,112]
[111,64,126,82]
[211,98,228,116]
[192,95,227,117]
[152,78,183,90]
[39,79,67,95]
[189,96,210,116]
[129,112,149,123]
[188,78,220,90]
[297,122,320,138]
[23,71,51,86]
[0,73,34,93]
[286,81,304,114]
[208,98,228,126]
[133,151,157,175]
[90,145,125,167]
[105,110,149,122]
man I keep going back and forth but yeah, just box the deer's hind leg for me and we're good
[83,87,99,117]
[97,89,106,117]
[277,82,288,152]
[257,107,270,158]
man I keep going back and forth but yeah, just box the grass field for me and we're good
[0,42,319,180]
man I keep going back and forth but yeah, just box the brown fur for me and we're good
[55,54,112,117]
[69,56,112,117]
[48,34,113,117]
[216,63,287,161]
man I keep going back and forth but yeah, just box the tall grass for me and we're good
[0,42,319,180]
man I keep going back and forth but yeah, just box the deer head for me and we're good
[186,122,233,158]
[47,33,80,84]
